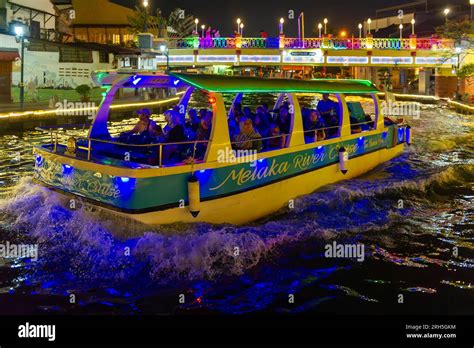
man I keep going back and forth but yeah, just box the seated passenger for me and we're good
[166,114,186,143]
[119,108,156,144]
[163,110,174,137]
[233,117,263,152]
[243,106,255,121]
[196,115,212,141]
[266,125,286,150]
[128,108,156,134]
[254,111,270,138]
[304,110,327,142]
[230,102,243,119]
[261,103,273,123]
[186,109,200,132]
[151,125,166,143]
[317,94,338,123]
[199,108,208,120]
[255,106,271,125]
[276,105,292,135]
[194,115,212,160]
[159,114,187,163]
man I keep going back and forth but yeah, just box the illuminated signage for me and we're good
[326,56,369,64]
[239,55,281,63]
[197,55,238,63]
[156,55,195,63]
[415,57,458,65]
[282,50,324,64]
[371,57,414,65]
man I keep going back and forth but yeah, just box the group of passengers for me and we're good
[228,93,342,152]
[121,107,213,163]
[123,93,373,164]
[228,102,290,153]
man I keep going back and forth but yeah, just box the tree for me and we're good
[75,84,91,102]
[435,16,474,100]
[128,7,195,39]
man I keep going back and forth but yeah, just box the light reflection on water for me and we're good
[0,101,473,315]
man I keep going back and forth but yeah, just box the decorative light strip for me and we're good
[196,55,238,63]
[239,55,281,63]
[326,56,369,64]
[371,56,414,65]
[0,92,185,119]
[415,57,458,65]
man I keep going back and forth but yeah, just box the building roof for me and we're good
[70,0,136,26]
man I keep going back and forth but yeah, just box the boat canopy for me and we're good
[171,73,379,94]
[92,71,378,94]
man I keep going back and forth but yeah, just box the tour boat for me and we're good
[33,71,410,225]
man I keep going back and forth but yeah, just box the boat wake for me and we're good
[0,153,471,291]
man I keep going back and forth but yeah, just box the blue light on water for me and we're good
[35,155,43,167]
[62,164,73,175]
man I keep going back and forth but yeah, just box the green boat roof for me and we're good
[171,73,379,94]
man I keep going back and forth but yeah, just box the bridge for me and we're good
[157,36,459,69]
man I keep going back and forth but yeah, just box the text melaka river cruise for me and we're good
[33,72,410,225]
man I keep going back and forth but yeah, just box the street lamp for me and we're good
[159,44,169,73]
[323,18,328,35]
[339,30,347,38]
[14,25,25,111]
[471,0,474,21]
[358,23,362,38]
[279,18,284,34]
[143,0,149,32]
[237,18,241,34]
[240,23,244,37]
[444,8,450,22]
[399,23,403,40]
[318,23,322,38]
[201,24,205,37]
[194,18,199,33]
[411,18,415,35]
[367,18,372,34]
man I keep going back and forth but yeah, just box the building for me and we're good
[52,0,136,46]
[0,0,143,103]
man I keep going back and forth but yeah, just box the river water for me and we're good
[0,100,472,315]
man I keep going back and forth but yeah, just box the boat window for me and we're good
[296,93,342,144]
[90,86,215,167]
[344,94,377,134]
[225,93,293,156]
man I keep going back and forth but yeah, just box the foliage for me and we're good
[435,17,474,46]
[457,63,474,78]
[128,7,195,38]
[75,84,91,98]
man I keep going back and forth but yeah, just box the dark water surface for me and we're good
[0,101,472,315]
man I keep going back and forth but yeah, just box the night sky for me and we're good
[115,0,468,37]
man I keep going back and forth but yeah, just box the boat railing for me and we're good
[36,119,377,167]
[36,124,210,167]
[84,137,210,167]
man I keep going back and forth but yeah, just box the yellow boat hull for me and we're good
[109,144,404,226]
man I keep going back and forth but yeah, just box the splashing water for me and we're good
[0,103,473,315]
